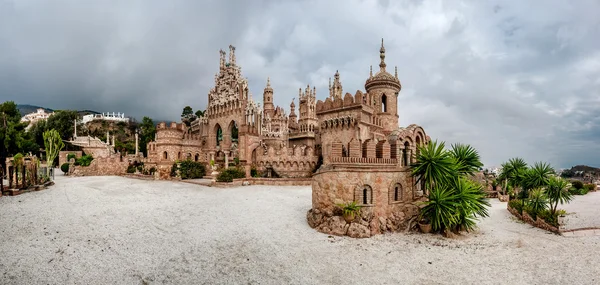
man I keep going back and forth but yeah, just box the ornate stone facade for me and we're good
[307,39,430,238]
[147,40,430,239]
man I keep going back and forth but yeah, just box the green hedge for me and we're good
[216,167,246,182]
[171,160,206,179]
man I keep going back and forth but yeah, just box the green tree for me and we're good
[412,140,490,234]
[139,116,156,156]
[195,109,205,118]
[45,110,80,141]
[1,101,39,170]
[181,106,195,127]
[449,143,483,176]
[43,129,64,174]
[545,176,573,215]
[498,157,528,195]
[411,140,457,191]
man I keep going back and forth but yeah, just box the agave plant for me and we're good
[498,157,527,195]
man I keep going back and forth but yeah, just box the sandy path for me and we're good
[1,176,599,285]
[560,191,600,230]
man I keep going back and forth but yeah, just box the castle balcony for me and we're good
[330,156,397,166]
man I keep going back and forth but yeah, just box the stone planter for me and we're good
[343,213,355,223]
[418,222,432,233]
[558,215,566,225]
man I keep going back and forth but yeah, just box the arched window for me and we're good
[195,153,199,162]
[342,145,348,157]
[382,94,387,112]
[178,152,181,160]
[403,141,410,166]
[163,151,168,160]
[216,126,223,146]
[355,185,373,206]
[390,183,402,203]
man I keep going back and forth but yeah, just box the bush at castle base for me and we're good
[171,160,206,179]
[61,163,69,174]
[216,167,245,182]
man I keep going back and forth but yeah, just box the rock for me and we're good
[242,181,250,186]
[378,217,387,232]
[347,223,371,238]
[306,209,323,228]
[328,216,349,236]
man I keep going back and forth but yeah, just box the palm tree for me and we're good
[545,176,573,215]
[449,143,483,176]
[498,157,527,195]
[412,140,490,233]
[522,161,554,198]
[411,140,457,191]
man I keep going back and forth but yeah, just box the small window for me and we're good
[163,151,168,160]
[355,185,373,206]
[389,183,402,203]
[382,94,387,112]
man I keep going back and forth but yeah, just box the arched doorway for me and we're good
[214,124,223,146]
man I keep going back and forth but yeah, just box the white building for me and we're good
[21,108,53,129]
[82,112,130,124]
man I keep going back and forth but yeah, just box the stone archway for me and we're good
[214,123,223,147]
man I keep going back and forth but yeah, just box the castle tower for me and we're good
[263,77,275,118]
[289,99,298,131]
[299,84,318,133]
[329,71,343,99]
[365,38,402,133]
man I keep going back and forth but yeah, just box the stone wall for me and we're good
[507,204,560,234]
[58,151,82,167]
[307,167,425,238]
[71,156,128,176]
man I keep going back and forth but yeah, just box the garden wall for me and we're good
[507,204,560,234]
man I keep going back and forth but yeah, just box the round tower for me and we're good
[365,39,402,133]
[263,77,275,118]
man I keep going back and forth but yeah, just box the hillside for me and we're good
[17,104,101,118]
[17,104,54,116]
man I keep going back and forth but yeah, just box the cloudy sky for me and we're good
[1,0,599,168]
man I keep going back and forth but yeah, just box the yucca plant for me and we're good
[419,184,459,232]
[545,176,573,215]
[452,177,490,232]
[527,188,548,219]
[450,143,483,176]
[411,140,457,191]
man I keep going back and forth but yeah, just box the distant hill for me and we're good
[17,104,54,116]
[570,165,600,173]
[17,104,101,118]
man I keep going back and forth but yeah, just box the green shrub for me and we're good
[66,153,76,162]
[571,180,584,189]
[508,199,523,214]
[178,160,206,179]
[126,165,136,173]
[216,167,246,182]
[583,184,596,192]
[60,163,69,174]
[537,209,559,227]
[75,154,93,166]
[170,163,178,177]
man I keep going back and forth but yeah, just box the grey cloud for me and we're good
[1,0,599,168]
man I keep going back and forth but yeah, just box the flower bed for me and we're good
[507,202,560,234]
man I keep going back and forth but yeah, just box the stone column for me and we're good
[135,133,139,156]
[224,153,229,169]
[106,131,110,144]
[73,119,77,139]
[245,163,251,178]
[112,135,115,147]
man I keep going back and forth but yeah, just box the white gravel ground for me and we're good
[560,191,600,230]
[1,175,599,285]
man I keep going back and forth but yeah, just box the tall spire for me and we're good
[379,38,386,72]
[266,77,271,88]
[229,45,236,65]
[395,66,398,78]
[370,65,373,77]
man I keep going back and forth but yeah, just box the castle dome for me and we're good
[365,39,401,92]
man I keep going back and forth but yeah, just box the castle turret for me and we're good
[329,70,343,99]
[365,38,402,133]
[263,77,274,118]
[289,98,298,131]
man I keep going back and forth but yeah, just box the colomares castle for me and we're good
[65,39,429,238]
[148,39,428,237]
